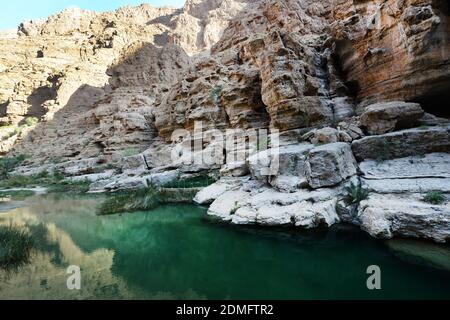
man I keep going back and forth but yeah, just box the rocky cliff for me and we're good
[1,0,449,242]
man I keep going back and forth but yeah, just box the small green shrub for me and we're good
[209,85,223,100]
[0,169,89,194]
[342,182,369,206]
[97,185,161,216]
[52,169,65,181]
[121,148,141,157]
[47,180,91,194]
[375,140,391,163]
[25,117,39,127]
[0,190,35,201]
[0,155,27,179]
[423,191,446,205]
[0,225,34,272]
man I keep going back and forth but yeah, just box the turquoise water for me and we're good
[0,194,450,300]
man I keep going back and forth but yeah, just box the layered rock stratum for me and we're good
[1,0,449,242]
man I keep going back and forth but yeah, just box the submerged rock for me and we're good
[386,239,450,272]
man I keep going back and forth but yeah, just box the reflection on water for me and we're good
[0,194,450,300]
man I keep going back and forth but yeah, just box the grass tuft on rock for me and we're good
[97,185,162,216]
[0,225,34,272]
[423,191,446,205]
[342,182,369,206]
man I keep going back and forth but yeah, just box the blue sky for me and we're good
[0,0,185,30]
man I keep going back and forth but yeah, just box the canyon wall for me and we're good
[0,0,449,241]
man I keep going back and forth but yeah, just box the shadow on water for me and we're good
[0,194,450,300]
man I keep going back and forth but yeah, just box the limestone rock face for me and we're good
[352,126,450,161]
[1,0,450,242]
[207,184,341,228]
[331,0,450,107]
[360,102,424,135]
[359,194,450,243]
[0,1,251,160]
[306,143,358,189]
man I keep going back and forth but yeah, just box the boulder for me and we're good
[193,177,248,205]
[359,153,450,180]
[306,143,358,189]
[208,184,340,228]
[386,239,450,272]
[359,194,450,243]
[207,190,251,221]
[359,153,450,193]
[248,144,313,190]
[360,101,424,135]
[362,178,450,194]
[352,126,450,162]
[269,144,313,192]
[310,127,340,144]
[220,161,249,177]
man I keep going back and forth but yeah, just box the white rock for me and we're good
[360,153,450,179]
[270,175,308,193]
[248,144,313,185]
[257,205,293,226]
[193,177,248,205]
[362,178,450,194]
[220,161,249,177]
[207,190,250,221]
[306,142,358,189]
[208,183,340,229]
[231,207,258,225]
[359,194,450,243]
[69,170,115,182]
[146,170,180,186]
[293,199,340,228]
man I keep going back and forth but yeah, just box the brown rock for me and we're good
[360,101,424,135]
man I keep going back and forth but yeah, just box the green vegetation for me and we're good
[97,174,215,215]
[0,190,35,201]
[97,185,161,216]
[0,225,34,272]
[121,148,141,157]
[209,85,223,100]
[24,117,39,127]
[0,169,90,194]
[1,117,40,141]
[257,136,268,151]
[342,182,369,206]
[375,139,392,163]
[0,155,27,179]
[423,191,446,205]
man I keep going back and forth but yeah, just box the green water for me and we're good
[1,194,450,300]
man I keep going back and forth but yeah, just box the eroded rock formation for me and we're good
[1,0,449,242]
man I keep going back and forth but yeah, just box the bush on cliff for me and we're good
[423,191,446,205]
[0,155,27,179]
